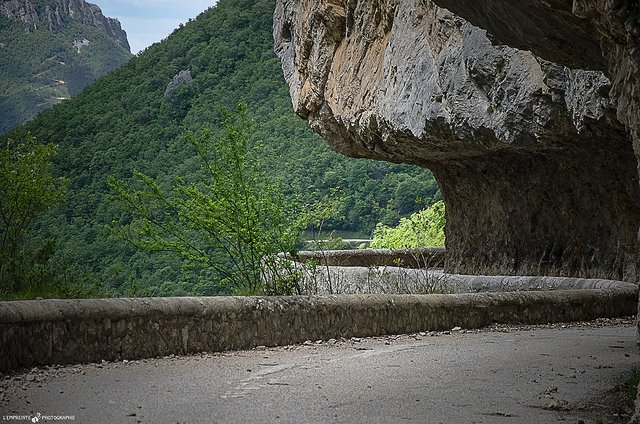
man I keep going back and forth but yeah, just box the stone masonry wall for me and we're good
[1,283,637,372]
[291,247,446,268]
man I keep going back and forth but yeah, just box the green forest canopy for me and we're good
[4,0,440,297]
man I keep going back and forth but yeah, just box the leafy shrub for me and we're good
[370,201,445,248]
[0,133,68,295]
[109,104,305,295]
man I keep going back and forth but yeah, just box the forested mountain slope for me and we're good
[7,0,439,296]
[0,0,132,133]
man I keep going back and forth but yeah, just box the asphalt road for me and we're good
[1,320,638,424]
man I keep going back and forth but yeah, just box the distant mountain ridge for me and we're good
[0,0,132,133]
[0,0,129,49]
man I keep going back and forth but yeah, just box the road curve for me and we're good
[1,320,638,424]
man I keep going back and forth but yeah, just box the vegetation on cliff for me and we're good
[3,0,439,297]
[0,0,132,133]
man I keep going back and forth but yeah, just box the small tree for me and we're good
[0,133,68,293]
[109,104,305,295]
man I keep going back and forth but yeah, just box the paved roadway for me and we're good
[1,321,638,424]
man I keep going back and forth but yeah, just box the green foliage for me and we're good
[0,133,68,294]
[109,105,305,295]
[4,0,439,296]
[371,201,446,249]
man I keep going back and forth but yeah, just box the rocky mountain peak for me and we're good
[0,0,130,51]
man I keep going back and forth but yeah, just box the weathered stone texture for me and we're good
[1,285,637,371]
[291,247,446,268]
[414,2,640,415]
[164,70,193,98]
[274,0,640,280]
[429,0,640,155]
[425,0,606,71]
[274,250,639,296]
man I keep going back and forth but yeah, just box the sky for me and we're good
[97,0,218,54]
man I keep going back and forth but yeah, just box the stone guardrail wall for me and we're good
[288,247,447,268]
[1,275,637,372]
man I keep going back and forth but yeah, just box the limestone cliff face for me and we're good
[0,0,130,51]
[428,0,640,169]
[274,0,640,280]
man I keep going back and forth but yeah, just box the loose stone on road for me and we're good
[1,319,637,423]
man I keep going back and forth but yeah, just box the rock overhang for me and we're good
[274,0,640,280]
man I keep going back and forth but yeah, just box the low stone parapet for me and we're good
[1,276,636,372]
[288,247,446,268]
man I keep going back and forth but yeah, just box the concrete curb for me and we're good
[0,276,637,372]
